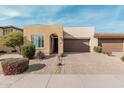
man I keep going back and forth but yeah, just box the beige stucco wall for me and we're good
[64,27,94,38]
[24,25,63,55]
[64,27,98,52]
[90,37,98,52]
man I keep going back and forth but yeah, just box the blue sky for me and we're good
[0,5,124,32]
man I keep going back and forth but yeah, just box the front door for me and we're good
[53,38,58,53]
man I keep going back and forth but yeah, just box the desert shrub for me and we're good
[121,56,124,62]
[102,51,112,56]
[21,43,35,59]
[35,51,45,59]
[93,46,102,53]
[105,52,112,56]
[1,58,29,75]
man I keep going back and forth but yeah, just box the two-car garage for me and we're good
[64,36,124,53]
[64,39,90,52]
[63,27,95,53]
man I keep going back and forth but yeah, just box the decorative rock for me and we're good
[1,58,29,75]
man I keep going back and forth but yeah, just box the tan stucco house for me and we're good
[24,24,124,55]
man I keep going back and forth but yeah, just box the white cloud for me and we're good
[6,10,20,17]
[52,12,107,26]
[0,17,11,21]
[0,6,21,21]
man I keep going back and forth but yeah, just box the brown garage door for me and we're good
[64,39,89,52]
[98,39,123,52]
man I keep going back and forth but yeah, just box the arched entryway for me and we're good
[50,34,58,53]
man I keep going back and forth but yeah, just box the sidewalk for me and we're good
[1,74,124,88]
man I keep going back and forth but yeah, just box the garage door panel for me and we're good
[64,39,89,52]
[99,39,122,43]
[98,39,123,52]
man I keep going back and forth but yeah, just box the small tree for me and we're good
[0,32,23,53]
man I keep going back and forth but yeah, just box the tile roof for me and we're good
[95,32,124,38]
[0,26,23,31]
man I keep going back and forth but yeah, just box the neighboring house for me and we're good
[94,33,124,52]
[0,26,23,53]
[24,24,124,55]
[0,26,23,37]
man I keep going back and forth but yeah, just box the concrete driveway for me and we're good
[61,52,124,74]
[26,52,124,74]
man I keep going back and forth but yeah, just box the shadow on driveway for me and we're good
[26,64,46,73]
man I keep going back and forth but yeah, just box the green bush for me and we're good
[1,58,29,75]
[93,46,102,53]
[102,51,112,56]
[35,51,45,59]
[21,43,35,59]
[121,56,124,62]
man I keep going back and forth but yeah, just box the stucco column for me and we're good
[58,36,63,54]
[89,37,98,52]
[45,35,50,55]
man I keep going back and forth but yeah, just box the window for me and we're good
[31,35,44,48]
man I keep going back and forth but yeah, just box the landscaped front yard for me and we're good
[1,52,124,88]
[1,52,124,74]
